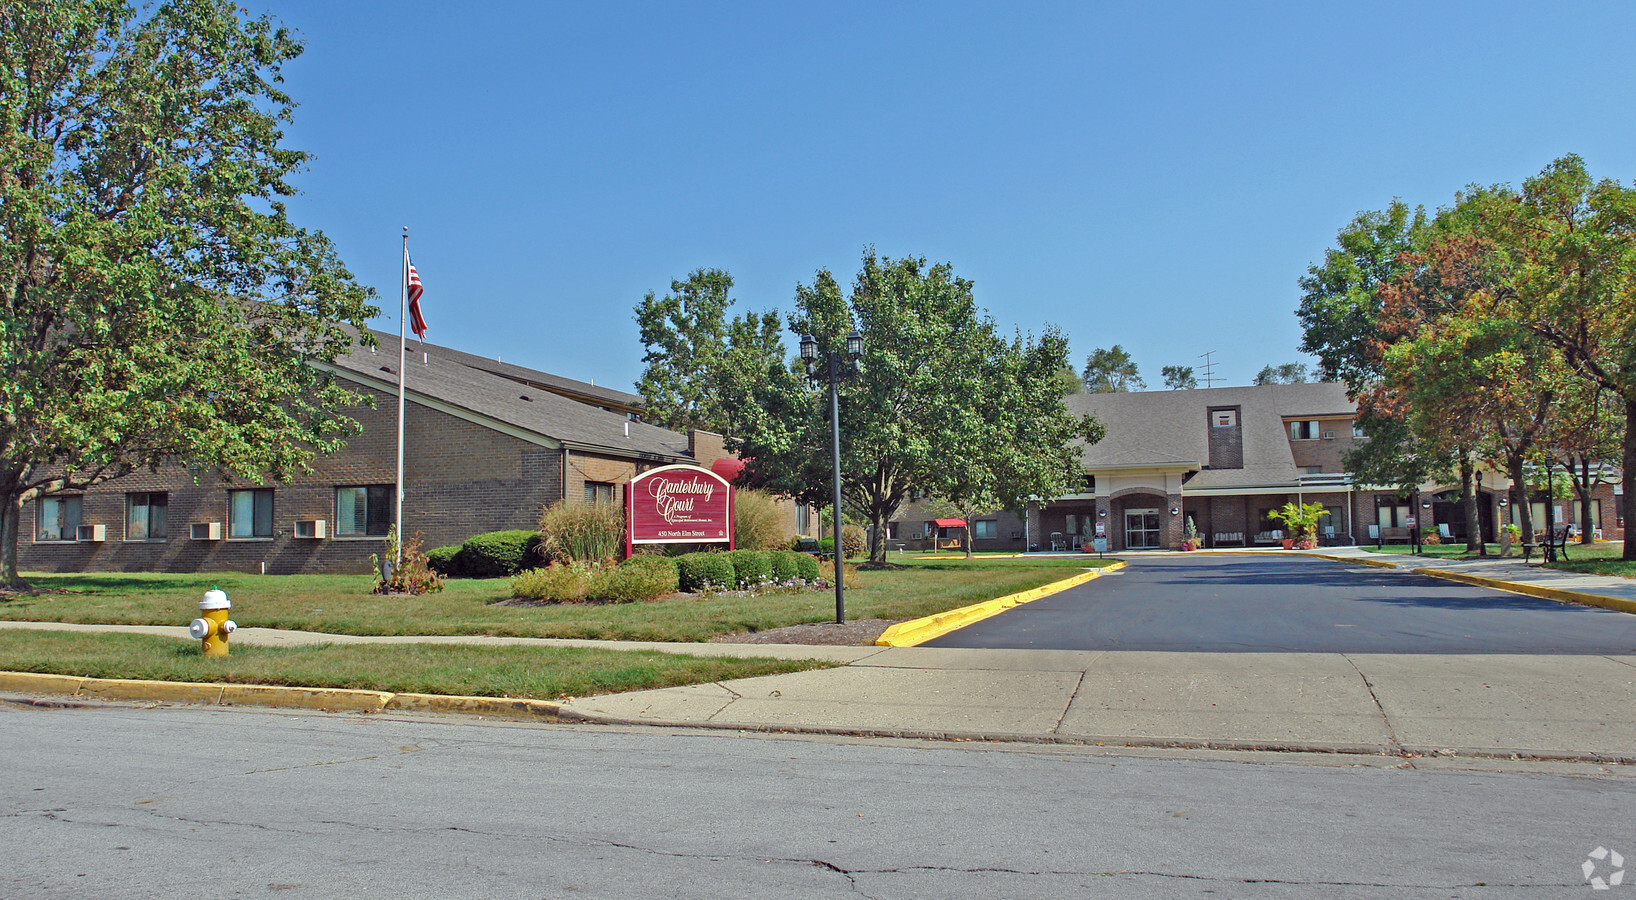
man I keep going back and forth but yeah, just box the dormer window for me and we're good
[1212,409,1237,428]
[1290,420,1320,440]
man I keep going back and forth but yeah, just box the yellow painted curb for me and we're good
[0,671,567,718]
[1304,553,1401,569]
[0,672,88,696]
[387,693,561,720]
[875,562,1127,647]
[1410,567,1636,616]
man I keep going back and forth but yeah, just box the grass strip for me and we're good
[0,630,833,700]
[2,558,1118,642]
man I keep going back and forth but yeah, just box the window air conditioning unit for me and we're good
[76,524,106,542]
[293,519,327,539]
[190,522,222,541]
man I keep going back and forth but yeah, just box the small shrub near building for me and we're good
[841,525,866,559]
[426,544,463,576]
[456,529,541,578]
[769,549,818,583]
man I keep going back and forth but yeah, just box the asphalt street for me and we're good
[926,554,1636,653]
[4,701,1633,898]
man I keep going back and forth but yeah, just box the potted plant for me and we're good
[1268,501,1325,551]
[1181,515,1200,551]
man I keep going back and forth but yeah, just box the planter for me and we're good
[1281,538,1295,550]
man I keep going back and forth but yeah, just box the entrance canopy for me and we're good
[933,518,966,528]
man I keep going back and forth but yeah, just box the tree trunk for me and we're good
[1625,399,1636,561]
[1460,457,1481,555]
[868,508,888,565]
[1573,456,1597,545]
[963,523,973,558]
[1,489,22,587]
[1507,454,1533,548]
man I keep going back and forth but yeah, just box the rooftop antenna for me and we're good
[1198,350,1218,388]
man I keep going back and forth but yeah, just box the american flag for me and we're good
[405,249,427,340]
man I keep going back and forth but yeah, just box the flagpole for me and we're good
[395,226,408,566]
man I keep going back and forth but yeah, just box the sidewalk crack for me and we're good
[1052,671,1086,735]
[1342,654,1408,762]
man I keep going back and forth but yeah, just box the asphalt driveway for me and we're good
[924,554,1636,653]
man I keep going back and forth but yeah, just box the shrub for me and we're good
[676,552,735,592]
[511,563,592,601]
[426,544,463,576]
[769,549,806,582]
[725,549,771,588]
[538,499,625,563]
[370,527,444,595]
[457,529,540,578]
[841,524,866,559]
[1422,532,1442,546]
[615,554,680,595]
[733,489,792,551]
[584,556,680,602]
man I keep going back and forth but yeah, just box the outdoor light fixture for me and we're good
[1422,499,1432,509]
[1498,497,1509,507]
[801,329,864,623]
[1170,507,1179,516]
[1098,509,1107,517]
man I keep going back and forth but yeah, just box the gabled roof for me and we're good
[390,330,645,413]
[1068,382,1356,490]
[326,333,691,461]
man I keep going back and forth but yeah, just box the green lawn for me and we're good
[2,556,1118,642]
[0,630,830,700]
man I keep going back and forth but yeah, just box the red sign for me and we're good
[625,464,734,554]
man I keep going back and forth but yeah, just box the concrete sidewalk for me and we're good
[559,550,1636,761]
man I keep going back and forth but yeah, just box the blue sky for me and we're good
[266,1,1636,392]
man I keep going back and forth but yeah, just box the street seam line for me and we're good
[874,562,1127,648]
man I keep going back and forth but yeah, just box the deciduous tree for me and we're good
[0,0,376,585]
[1081,345,1144,392]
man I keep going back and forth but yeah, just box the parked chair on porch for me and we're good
[1049,531,1064,552]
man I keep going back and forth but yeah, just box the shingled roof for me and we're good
[1069,382,1355,490]
[325,332,692,461]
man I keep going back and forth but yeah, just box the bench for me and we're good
[1212,531,1245,547]
[1252,530,1284,545]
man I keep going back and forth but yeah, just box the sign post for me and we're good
[625,465,734,557]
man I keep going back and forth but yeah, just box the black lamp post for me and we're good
[800,329,862,624]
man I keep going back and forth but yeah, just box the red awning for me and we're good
[933,518,966,528]
[709,457,747,482]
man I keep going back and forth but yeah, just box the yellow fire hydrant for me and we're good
[188,587,237,656]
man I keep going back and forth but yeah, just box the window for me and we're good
[1377,504,1411,528]
[36,496,81,542]
[886,522,899,540]
[336,486,393,536]
[974,520,997,539]
[1352,421,1366,438]
[1211,409,1238,428]
[584,481,616,503]
[126,492,168,540]
[228,489,274,538]
[1289,420,1320,440]
[796,504,811,536]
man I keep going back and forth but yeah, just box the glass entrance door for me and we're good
[1125,508,1161,549]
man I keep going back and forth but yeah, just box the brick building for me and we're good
[888,382,1625,553]
[18,332,763,575]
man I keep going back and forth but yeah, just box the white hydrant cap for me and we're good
[200,587,230,611]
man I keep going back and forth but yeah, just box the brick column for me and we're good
[1164,492,1184,549]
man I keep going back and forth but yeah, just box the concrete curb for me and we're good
[0,671,561,720]
[1408,566,1636,616]
[1305,552,1400,569]
[552,708,1636,766]
[874,562,1127,647]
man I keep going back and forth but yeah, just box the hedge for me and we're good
[676,552,735,592]
[455,529,541,578]
[725,549,771,588]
